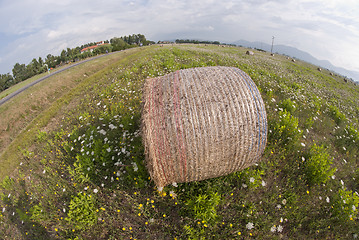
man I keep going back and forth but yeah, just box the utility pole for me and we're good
[271,36,275,54]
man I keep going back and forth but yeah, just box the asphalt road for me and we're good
[0,53,115,107]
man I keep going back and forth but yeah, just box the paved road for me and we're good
[0,53,115,107]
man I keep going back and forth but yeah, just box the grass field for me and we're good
[0,44,359,239]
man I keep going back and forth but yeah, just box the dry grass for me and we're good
[0,54,124,154]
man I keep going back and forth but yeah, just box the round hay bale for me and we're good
[246,50,254,55]
[142,66,267,188]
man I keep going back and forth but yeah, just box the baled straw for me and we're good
[142,66,267,188]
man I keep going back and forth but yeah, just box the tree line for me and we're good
[0,34,154,92]
[175,39,221,45]
[174,39,236,47]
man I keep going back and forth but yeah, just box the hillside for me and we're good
[234,39,359,82]
[0,44,359,239]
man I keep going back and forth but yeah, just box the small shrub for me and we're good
[0,176,14,190]
[65,192,97,230]
[279,98,296,114]
[336,124,359,153]
[185,191,221,223]
[328,105,346,125]
[269,110,301,148]
[36,130,48,142]
[332,188,359,222]
[30,203,47,222]
[303,143,336,185]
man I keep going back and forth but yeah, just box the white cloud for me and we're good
[0,0,358,74]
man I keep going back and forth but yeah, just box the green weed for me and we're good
[303,143,336,185]
[328,104,346,125]
[332,188,359,222]
[65,192,97,230]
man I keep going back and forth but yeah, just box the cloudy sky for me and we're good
[0,0,358,74]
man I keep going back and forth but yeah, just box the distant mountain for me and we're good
[233,40,359,82]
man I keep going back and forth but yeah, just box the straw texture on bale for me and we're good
[142,66,267,188]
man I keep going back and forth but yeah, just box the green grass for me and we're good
[1,44,359,239]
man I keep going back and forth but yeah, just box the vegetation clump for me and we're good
[303,143,336,185]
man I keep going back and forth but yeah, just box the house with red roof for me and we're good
[80,42,109,53]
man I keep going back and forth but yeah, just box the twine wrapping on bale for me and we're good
[142,66,267,188]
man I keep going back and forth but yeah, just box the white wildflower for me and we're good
[2,207,5,213]
[63,208,66,213]
[246,222,254,230]
[343,146,347,151]
[326,197,330,203]
[132,162,138,172]
[172,182,178,187]
[63,188,66,192]
[302,157,305,162]
[261,180,266,187]
[242,183,248,188]
[106,147,111,152]
[94,189,98,193]
[282,199,287,205]
[352,205,356,211]
[341,180,344,185]
[277,225,283,232]
[169,190,177,198]
[109,124,117,130]
[270,225,277,232]
[276,204,282,209]
[250,177,255,183]
[99,129,107,135]
[301,143,305,147]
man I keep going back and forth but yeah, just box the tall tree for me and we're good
[12,63,27,83]
[0,73,14,91]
